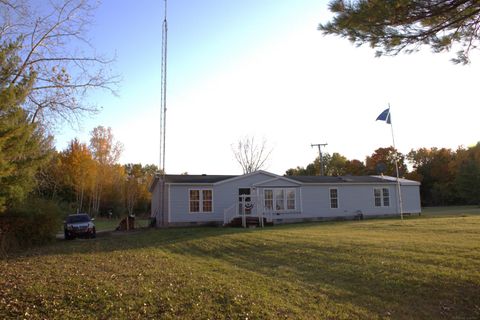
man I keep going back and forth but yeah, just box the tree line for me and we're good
[38,127,157,218]
[285,145,480,207]
[0,0,119,252]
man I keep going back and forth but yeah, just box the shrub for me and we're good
[0,198,64,255]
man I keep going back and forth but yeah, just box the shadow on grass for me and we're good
[5,216,480,319]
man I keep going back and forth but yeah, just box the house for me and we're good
[150,170,421,227]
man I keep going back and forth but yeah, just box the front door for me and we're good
[238,188,252,215]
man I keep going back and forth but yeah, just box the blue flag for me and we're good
[376,108,391,124]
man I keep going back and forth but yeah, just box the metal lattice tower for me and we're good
[159,0,168,175]
[157,0,168,227]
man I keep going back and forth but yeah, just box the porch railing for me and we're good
[223,203,237,226]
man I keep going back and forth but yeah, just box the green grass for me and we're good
[422,205,480,216]
[93,218,150,232]
[2,212,480,319]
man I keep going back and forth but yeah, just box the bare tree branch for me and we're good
[232,136,273,174]
[0,0,119,128]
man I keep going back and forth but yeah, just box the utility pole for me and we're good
[311,143,328,176]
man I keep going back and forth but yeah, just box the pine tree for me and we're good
[320,0,480,64]
[0,41,51,212]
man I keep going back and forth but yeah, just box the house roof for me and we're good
[288,175,394,184]
[162,174,237,184]
[150,171,419,191]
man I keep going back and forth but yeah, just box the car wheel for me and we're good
[64,231,71,240]
[91,228,96,238]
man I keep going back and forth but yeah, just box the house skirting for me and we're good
[164,220,223,227]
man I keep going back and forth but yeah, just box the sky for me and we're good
[55,0,480,175]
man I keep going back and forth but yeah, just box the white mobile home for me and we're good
[150,170,421,227]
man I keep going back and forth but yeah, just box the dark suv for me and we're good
[64,214,96,239]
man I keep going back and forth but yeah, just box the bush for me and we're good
[0,198,64,255]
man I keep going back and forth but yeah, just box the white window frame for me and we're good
[286,188,296,210]
[382,188,390,207]
[264,188,296,212]
[189,189,213,213]
[374,187,390,207]
[329,188,338,209]
[264,189,273,211]
[274,189,285,210]
[202,189,213,213]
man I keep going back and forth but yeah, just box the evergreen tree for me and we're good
[0,41,51,212]
[319,0,480,64]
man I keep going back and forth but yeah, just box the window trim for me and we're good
[374,187,390,207]
[382,187,390,207]
[264,189,273,211]
[274,188,285,211]
[329,188,339,209]
[264,188,296,212]
[189,188,214,213]
[286,188,296,210]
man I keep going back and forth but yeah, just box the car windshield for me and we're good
[66,215,91,223]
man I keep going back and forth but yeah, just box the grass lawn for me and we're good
[422,205,480,216]
[93,217,151,232]
[2,212,480,319]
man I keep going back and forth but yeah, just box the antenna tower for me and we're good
[160,0,168,174]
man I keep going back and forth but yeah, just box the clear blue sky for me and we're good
[56,0,480,175]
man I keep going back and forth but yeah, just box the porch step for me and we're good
[227,216,273,227]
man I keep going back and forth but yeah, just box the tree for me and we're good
[124,164,143,216]
[285,152,366,176]
[232,136,272,174]
[407,147,458,205]
[455,143,480,204]
[285,164,317,176]
[0,0,118,126]
[344,159,366,175]
[122,163,156,216]
[324,152,348,176]
[319,0,480,64]
[60,139,96,212]
[0,40,52,212]
[89,126,123,215]
[365,146,407,177]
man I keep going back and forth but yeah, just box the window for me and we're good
[275,189,285,210]
[202,190,213,212]
[189,190,200,212]
[374,188,382,207]
[382,188,390,207]
[330,188,338,209]
[265,188,296,212]
[189,189,213,213]
[264,189,273,210]
[287,189,296,210]
[374,188,390,207]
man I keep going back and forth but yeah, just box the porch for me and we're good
[223,192,287,228]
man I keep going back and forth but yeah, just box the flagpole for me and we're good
[388,103,404,220]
